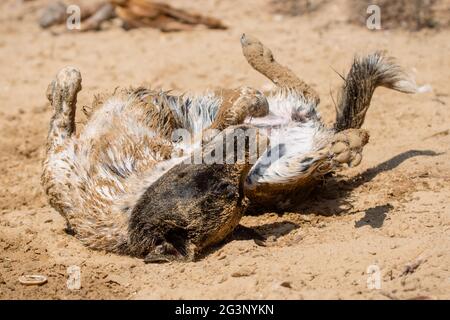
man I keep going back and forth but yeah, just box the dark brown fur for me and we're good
[125,125,266,262]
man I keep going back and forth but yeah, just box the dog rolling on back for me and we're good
[42,35,418,261]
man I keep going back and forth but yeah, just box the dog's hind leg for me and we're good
[44,67,81,152]
[240,33,320,104]
[42,67,82,228]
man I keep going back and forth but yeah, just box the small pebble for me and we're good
[231,266,255,277]
[18,274,47,286]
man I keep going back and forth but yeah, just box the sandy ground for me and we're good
[0,0,449,300]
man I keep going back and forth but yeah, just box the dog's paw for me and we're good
[330,129,370,167]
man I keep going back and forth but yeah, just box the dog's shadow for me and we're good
[232,221,299,243]
[236,149,440,240]
[354,203,393,228]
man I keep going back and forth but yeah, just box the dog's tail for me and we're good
[334,52,419,131]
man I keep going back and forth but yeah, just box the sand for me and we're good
[0,0,449,299]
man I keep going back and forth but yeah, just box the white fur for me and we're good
[245,91,330,186]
